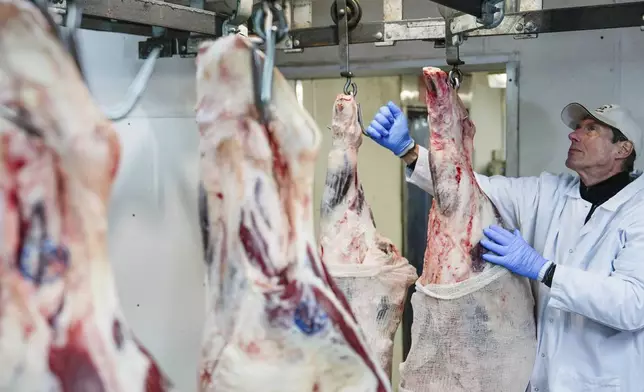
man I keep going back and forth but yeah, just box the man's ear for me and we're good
[618,140,634,159]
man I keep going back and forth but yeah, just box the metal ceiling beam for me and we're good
[78,16,159,36]
[518,2,644,34]
[431,0,484,18]
[277,2,644,50]
[134,1,644,58]
[51,0,223,35]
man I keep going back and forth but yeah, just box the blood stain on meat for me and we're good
[48,323,105,392]
[199,183,212,264]
[112,319,124,349]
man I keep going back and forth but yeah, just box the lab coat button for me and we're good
[541,353,545,357]
[549,318,554,323]
[569,249,573,253]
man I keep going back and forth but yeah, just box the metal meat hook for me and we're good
[29,0,160,122]
[336,0,362,99]
[251,1,288,125]
[343,78,357,96]
[338,61,368,136]
[356,102,368,136]
[101,46,162,121]
[445,34,464,90]
[340,79,368,136]
[449,66,463,90]
[222,0,253,35]
[60,0,161,121]
[440,5,464,91]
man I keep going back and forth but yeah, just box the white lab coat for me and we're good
[406,145,644,392]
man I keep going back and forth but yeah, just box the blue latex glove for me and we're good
[365,101,415,157]
[480,225,547,280]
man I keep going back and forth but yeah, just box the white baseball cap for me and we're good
[561,103,643,155]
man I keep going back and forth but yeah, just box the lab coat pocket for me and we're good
[553,369,620,392]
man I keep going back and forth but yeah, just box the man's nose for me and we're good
[569,131,581,142]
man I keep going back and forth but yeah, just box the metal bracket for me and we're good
[278,0,304,53]
[138,36,211,58]
[450,0,505,35]
[512,18,538,39]
[47,0,66,23]
[437,5,465,89]
[222,0,253,35]
[375,0,400,46]
[478,0,505,27]
[445,36,464,67]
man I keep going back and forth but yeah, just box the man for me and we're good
[366,101,644,391]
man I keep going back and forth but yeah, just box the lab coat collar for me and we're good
[565,170,644,211]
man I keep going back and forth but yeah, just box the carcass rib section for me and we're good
[195,35,391,392]
[398,67,536,392]
[318,94,417,378]
[0,1,173,391]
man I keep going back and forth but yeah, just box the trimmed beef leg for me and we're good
[319,94,417,378]
[0,1,173,391]
[420,68,500,285]
[195,35,391,392]
[398,67,536,392]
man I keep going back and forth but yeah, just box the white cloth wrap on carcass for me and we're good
[326,261,417,379]
[399,265,536,392]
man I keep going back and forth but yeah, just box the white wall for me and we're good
[276,0,644,175]
[77,31,205,390]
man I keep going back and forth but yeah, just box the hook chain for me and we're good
[343,78,357,96]
[251,1,288,125]
[334,0,365,133]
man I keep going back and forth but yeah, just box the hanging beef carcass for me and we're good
[195,34,391,392]
[0,1,173,391]
[318,94,417,378]
[398,67,536,392]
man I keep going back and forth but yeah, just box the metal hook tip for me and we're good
[448,68,463,90]
[343,80,358,96]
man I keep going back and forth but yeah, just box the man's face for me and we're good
[565,118,621,172]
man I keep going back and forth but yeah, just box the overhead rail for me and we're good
[44,0,644,59]
[279,1,644,50]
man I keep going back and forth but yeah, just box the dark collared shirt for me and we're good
[579,171,632,224]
